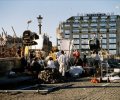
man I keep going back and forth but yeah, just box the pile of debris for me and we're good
[38,68,63,83]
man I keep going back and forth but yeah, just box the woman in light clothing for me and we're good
[47,57,56,69]
[58,50,67,76]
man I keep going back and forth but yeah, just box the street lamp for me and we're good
[37,15,43,35]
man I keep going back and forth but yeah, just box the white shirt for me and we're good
[47,60,56,68]
[58,54,66,64]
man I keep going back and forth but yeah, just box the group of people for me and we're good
[90,50,106,77]
[46,50,68,76]
[19,49,68,77]
[19,48,106,79]
[47,49,90,77]
[33,50,88,76]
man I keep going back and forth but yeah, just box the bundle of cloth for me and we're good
[68,66,84,78]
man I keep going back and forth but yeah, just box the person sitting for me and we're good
[38,57,46,70]
[30,57,41,77]
[47,57,56,69]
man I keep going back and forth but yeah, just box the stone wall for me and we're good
[0,57,21,75]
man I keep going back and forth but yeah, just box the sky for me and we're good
[0,0,120,46]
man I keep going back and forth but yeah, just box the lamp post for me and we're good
[37,15,43,35]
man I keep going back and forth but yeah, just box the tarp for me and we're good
[60,39,73,57]
[69,66,84,77]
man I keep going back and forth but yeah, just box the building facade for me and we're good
[56,13,120,55]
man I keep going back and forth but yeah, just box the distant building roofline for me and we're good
[66,12,119,21]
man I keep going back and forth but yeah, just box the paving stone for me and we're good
[0,78,120,100]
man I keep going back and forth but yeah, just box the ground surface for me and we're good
[0,77,120,100]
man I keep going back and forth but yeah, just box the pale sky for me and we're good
[0,0,120,46]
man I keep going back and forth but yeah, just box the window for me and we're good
[81,35,88,38]
[91,19,97,23]
[101,34,106,38]
[65,30,70,34]
[100,20,107,23]
[73,29,79,33]
[83,16,89,20]
[109,50,116,54]
[109,31,116,34]
[102,45,106,49]
[73,35,79,38]
[64,35,70,38]
[74,16,80,20]
[73,45,79,49]
[81,29,88,32]
[109,34,116,38]
[83,19,88,22]
[109,23,116,26]
[73,23,79,27]
[64,24,70,27]
[101,19,106,21]
[81,39,89,44]
[101,26,106,29]
[74,19,79,23]
[109,39,116,43]
[90,23,97,26]
[109,44,116,49]
[110,16,117,19]
[109,29,116,32]
[109,20,116,23]
[81,45,89,49]
[81,24,88,27]
[92,16,98,19]
[102,39,107,43]
[90,28,97,32]
[100,23,106,26]
[100,29,107,32]
[73,39,79,44]
[81,24,88,28]
[110,26,116,29]
[110,18,116,21]
[101,16,107,19]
